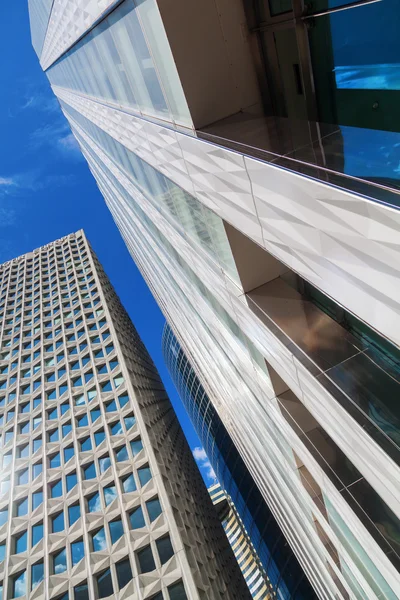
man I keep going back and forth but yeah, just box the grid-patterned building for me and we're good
[28,1,400,599]
[0,231,251,600]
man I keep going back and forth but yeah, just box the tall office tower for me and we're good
[162,322,316,600]
[29,0,400,598]
[0,231,251,600]
[208,483,270,600]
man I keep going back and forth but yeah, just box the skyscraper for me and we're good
[162,322,316,600]
[29,1,400,598]
[0,231,250,600]
[208,483,270,600]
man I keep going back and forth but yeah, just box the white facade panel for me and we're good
[53,86,400,349]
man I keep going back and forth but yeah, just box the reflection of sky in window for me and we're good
[14,572,26,598]
[89,493,101,512]
[54,549,67,574]
[338,126,400,181]
[123,474,136,492]
[331,0,400,82]
[93,528,107,551]
[335,64,400,91]
[72,541,85,565]
[104,486,117,506]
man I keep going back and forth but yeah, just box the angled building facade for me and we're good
[28,1,400,599]
[208,483,270,600]
[0,231,250,600]
[162,321,316,600]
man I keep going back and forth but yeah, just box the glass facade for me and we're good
[27,0,53,56]
[59,101,240,285]
[162,323,315,600]
[29,0,400,598]
[47,0,191,128]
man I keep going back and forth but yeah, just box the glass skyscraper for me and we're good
[29,1,400,598]
[0,231,250,600]
[162,322,315,600]
[208,483,270,600]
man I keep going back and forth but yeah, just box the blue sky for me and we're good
[0,2,214,485]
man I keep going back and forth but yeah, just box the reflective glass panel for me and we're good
[71,540,85,566]
[130,506,146,529]
[32,523,43,546]
[92,528,107,552]
[54,548,67,574]
[137,545,155,573]
[109,519,124,544]
[116,558,133,590]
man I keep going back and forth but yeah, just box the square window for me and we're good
[130,506,145,529]
[110,421,123,436]
[32,523,43,546]
[74,582,89,600]
[52,512,65,533]
[33,462,42,479]
[146,498,162,522]
[168,581,188,600]
[15,531,27,554]
[99,456,111,473]
[92,528,107,552]
[32,491,43,509]
[83,463,96,480]
[96,568,113,599]
[51,480,62,498]
[109,519,124,544]
[138,466,152,487]
[12,571,26,598]
[124,416,136,429]
[88,493,101,513]
[68,504,81,526]
[105,400,116,412]
[64,447,74,462]
[116,558,133,590]
[16,444,29,458]
[53,547,67,574]
[80,437,92,452]
[33,438,42,453]
[94,430,105,446]
[31,562,44,590]
[103,485,117,507]
[90,409,100,423]
[130,439,143,456]
[17,469,29,486]
[50,453,61,468]
[115,446,128,462]
[156,535,174,564]
[20,422,30,435]
[16,498,28,517]
[137,545,156,573]
[122,474,136,493]
[77,414,88,427]
[66,473,77,492]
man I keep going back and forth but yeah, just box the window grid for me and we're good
[0,232,186,600]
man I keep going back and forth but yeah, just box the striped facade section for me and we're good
[209,484,270,600]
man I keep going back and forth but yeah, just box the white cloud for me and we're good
[58,132,81,155]
[192,447,208,462]
[29,120,83,161]
[21,93,59,114]
[192,446,217,484]
[0,177,16,187]
[0,171,76,197]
